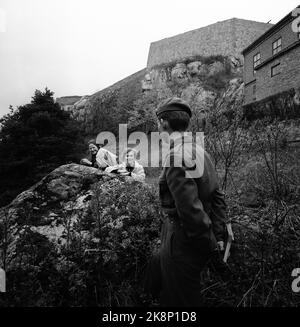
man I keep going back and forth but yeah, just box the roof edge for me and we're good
[242,6,300,55]
[150,17,271,46]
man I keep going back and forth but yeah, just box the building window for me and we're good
[253,53,261,74]
[272,37,282,55]
[271,63,281,77]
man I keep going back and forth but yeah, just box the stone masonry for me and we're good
[147,18,272,69]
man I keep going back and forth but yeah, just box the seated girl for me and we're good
[80,140,118,170]
[105,148,145,182]
[80,140,99,168]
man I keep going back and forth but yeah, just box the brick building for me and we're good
[243,6,300,105]
[147,18,272,69]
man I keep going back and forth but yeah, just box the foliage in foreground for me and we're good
[0,180,161,306]
[1,168,299,306]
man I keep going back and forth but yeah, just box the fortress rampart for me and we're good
[147,18,273,69]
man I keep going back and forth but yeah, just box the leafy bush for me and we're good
[85,179,161,306]
[198,200,300,307]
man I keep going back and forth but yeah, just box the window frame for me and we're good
[253,52,261,74]
[272,37,282,55]
[271,63,281,77]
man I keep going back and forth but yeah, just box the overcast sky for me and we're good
[0,0,299,117]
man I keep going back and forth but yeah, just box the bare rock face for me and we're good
[74,95,90,110]
[142,73,153,91]
[207,61,225,76]
[144,56,242,93]
[182,85,217,112]
[294,88,300,106]
[228,56,243,74]
[186,61,203,77]
[171,63,188,82]
[149,68,170,89]
[217,77,244,112]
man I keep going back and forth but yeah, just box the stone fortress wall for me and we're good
[147,18,273,69]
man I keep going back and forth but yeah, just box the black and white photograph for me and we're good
[0,0,300,319]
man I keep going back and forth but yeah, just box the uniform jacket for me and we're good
[159,134,227,252]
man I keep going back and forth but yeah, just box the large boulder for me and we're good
[0,164,161,306]
[207,61,225,76]
[1,165,112,263]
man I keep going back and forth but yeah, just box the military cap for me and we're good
[156,97,192,118]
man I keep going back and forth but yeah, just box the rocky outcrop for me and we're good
[142,55,243,91]
[141,56,244,130]
[0,165,111,263]
[0,163,160,306]
[0,164,145,270]
[216,77,244,115]
[63,69,146,134]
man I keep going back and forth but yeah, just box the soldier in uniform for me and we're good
[145,97,228,307]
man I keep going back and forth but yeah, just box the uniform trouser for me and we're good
[144,218,210,307]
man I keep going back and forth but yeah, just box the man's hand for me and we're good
[210,249,232,281]
[217,241,225,252]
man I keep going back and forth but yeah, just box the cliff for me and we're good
[66,69,146,134]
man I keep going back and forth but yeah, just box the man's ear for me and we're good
[160,119,169,130]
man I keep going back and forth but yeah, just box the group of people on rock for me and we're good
[80,139,145,182]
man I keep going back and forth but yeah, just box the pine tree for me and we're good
[0,88,85,206]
